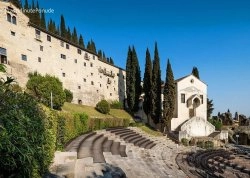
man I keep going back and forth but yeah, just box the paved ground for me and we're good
[49,127,188,178]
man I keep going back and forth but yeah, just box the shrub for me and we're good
[181,138,189,146]
[110,100,123,109]
[197,141,205,148]
[64,89,73,103]
[0,91,54,177]
[204,141,214,149]
[96,100,110,114]
[26,72,66,110]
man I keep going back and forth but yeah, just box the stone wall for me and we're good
[0,1,126,106]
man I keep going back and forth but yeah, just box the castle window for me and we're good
[181,94,185,103]
[62,73,66,77]
[78,85,81,89]
[74,59,77,63]
[0,47,7,64]
[21,54,27,61]
[84,53,89,60]
[11,31,15,36]
[66,44,70,49]
[77,49,81,54]
[90,63,93,67]
[110,93,112,96]
[61,54,66,59]
[47,35,51,42]
[35,29,41,40]
[93,55,95,60]
[78,100,82,104]
[84,62,86,66]
[91,81,94,85]
[97,90,99,93]
[12,16,17,25]
[91,73,93,76]
[7,13,11,22]
[40,45,43,51]
[60,41,64,47]
[100,84,102,87]
[38,57,41,63]
[83,78,86,82]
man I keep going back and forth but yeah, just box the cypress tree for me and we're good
[60,15,66,38]
[132,46,141,111]
[91,40,97,54]
[192,66,200,79]
[163,59,175,130]
[125,46,134,112]
[87,41,91,51]
[151,42,161,123]
[79,35,85,48]
[47,19,52,32]
[107,57,110,63]
[10,0,22,9]
[33,1,41,25]
[55,25,60,35]
[207,99,214,119]
[143,48,153,123]
[110,57,114,65]
[40,9,46,29]
[23,0,29,12]
[29,0,35,23]
[72,27,78,44]
[102,52,106,61]
[66,27,71,41]
[98,50,102,60]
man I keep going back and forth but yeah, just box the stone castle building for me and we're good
[0,1,126,106]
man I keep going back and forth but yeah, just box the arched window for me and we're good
[12,16,17,25]
[7,13,11,22]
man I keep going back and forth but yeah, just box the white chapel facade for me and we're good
[0,1,126,106]
[170,74,215,139]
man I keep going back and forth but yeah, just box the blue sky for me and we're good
[26,0,250,116]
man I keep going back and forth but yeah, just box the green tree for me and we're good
[26,72,66,110]
[207,98,214,119]
[72,27,78,44]
[87,40,97,53]
[163,59,175,129]
[98,50,103,59]
[143,48,153,123]
[40,9,46,29]
[110,57,114,65]
[60,15,67,38]
[102,51,106,61]
[192,66,200,79]
[66,26,72,41]
[132,46,141,111]
[151,42,161,123]
[126,46,134,111]
[33,1,41,25]
[10,0,22,9]
[64,89,73,103]
[23,0,29,10]
[79,34,85,48]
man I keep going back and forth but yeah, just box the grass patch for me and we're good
[137,125,163,137]
[62,102,132,120]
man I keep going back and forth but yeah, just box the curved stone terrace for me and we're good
[49,127,188,178]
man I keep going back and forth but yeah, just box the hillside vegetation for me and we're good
[62,102,133,120]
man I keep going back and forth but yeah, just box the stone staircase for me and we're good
[49,127,187,178]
